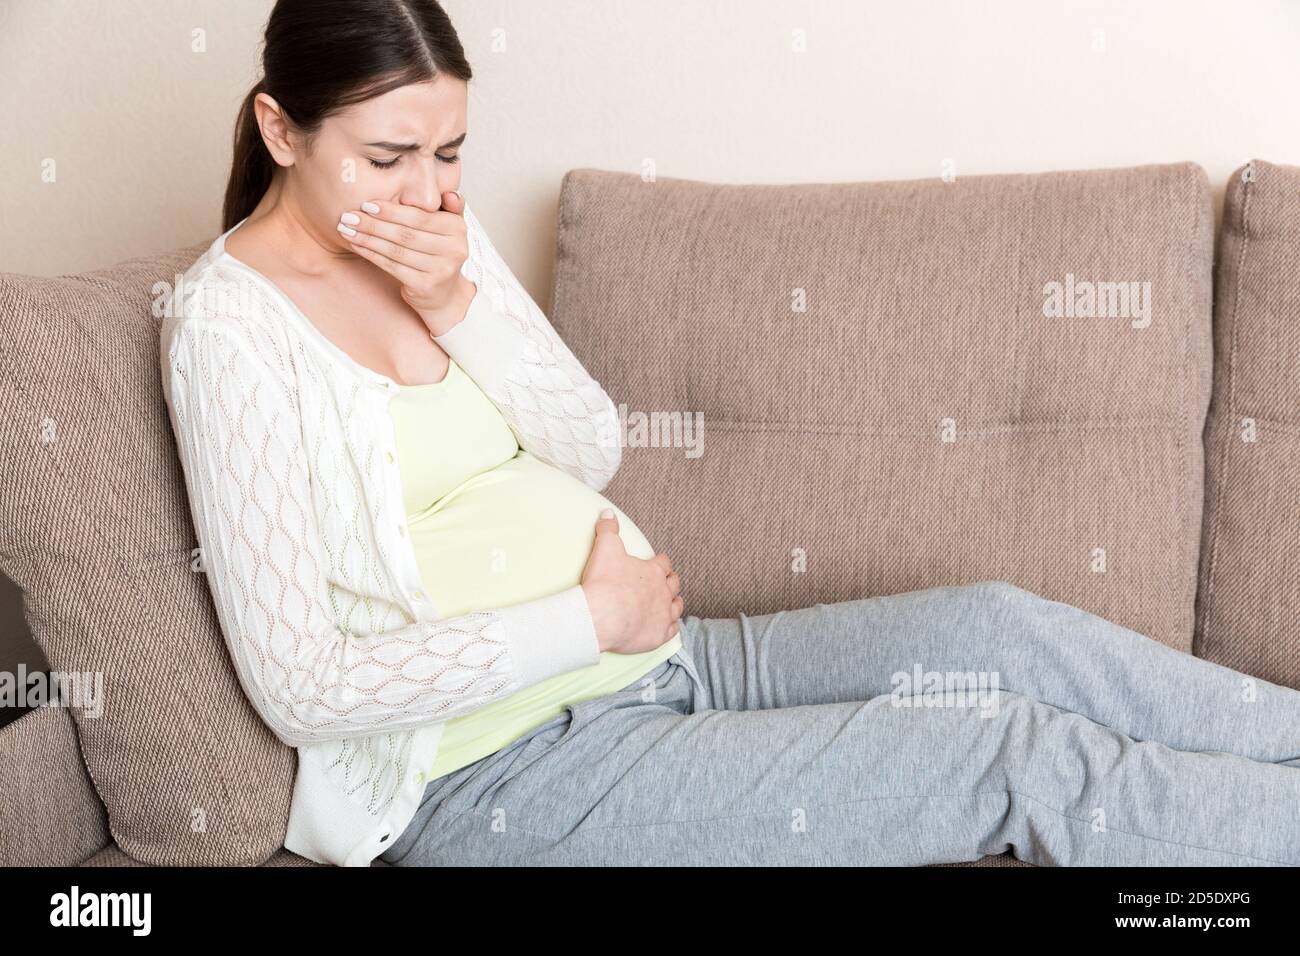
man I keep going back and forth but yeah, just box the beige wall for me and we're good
[2,0,1299,289]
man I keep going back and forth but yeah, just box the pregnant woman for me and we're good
[161,0,1300,868]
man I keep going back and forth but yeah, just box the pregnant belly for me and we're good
[406,450,656,620]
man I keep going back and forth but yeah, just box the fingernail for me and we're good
[361,201,380,214]
[340,211,360,225]
[600,507,614,518]
[337,223,357,237]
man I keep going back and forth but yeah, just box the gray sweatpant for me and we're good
[377,580,1300,866]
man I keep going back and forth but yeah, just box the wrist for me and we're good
[419,275,478,338]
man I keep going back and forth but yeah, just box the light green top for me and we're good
[387,357,681,779]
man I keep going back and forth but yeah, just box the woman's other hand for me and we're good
[338,190,477,336]
[580,509,684,654]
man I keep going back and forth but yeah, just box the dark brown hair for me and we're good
[222,0,473,231]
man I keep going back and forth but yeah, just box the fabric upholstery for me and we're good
[933,852,1033,867]
[81,844,324,867]
[0,704,108,865]
[0,160,1253,868]
[1196,159,1300,689]
[550,164,1214,653]
[0,245,296,865]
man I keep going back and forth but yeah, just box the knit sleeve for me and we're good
[431,202,623,493]
[161,315,602,748]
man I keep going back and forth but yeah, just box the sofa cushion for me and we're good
[0,704,109,865]
[0,246,296,864]
[932,852,1033,867]
[1195,159,1300,688]
[551,163,1213,652]
[81,844,323,867]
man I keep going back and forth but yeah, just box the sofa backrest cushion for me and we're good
[1196,159,1300,688]
[551,163,1214,650]
[0,246,295,864]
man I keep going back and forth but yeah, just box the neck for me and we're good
[243,172,358,278]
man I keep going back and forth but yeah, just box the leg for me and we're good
[385,658,1300,866]
[679,581,1300,767]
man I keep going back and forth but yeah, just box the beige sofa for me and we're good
[1,159,1297,867]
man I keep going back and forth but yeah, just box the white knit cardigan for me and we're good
[159,203,623,866]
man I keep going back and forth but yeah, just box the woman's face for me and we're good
[261,77,468,249]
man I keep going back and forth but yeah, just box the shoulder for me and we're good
[160,263,299,423]
[160,251,285,370]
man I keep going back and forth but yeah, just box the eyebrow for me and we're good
[363,131,467,152]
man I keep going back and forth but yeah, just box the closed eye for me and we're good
[367,153,460,170]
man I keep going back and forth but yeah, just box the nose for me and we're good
[399,153,452,212]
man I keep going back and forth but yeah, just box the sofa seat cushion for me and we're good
[933,852,1034,867]
[81,843,324,866]
[0,705,108,865]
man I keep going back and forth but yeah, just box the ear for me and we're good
[252,92,300,167]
